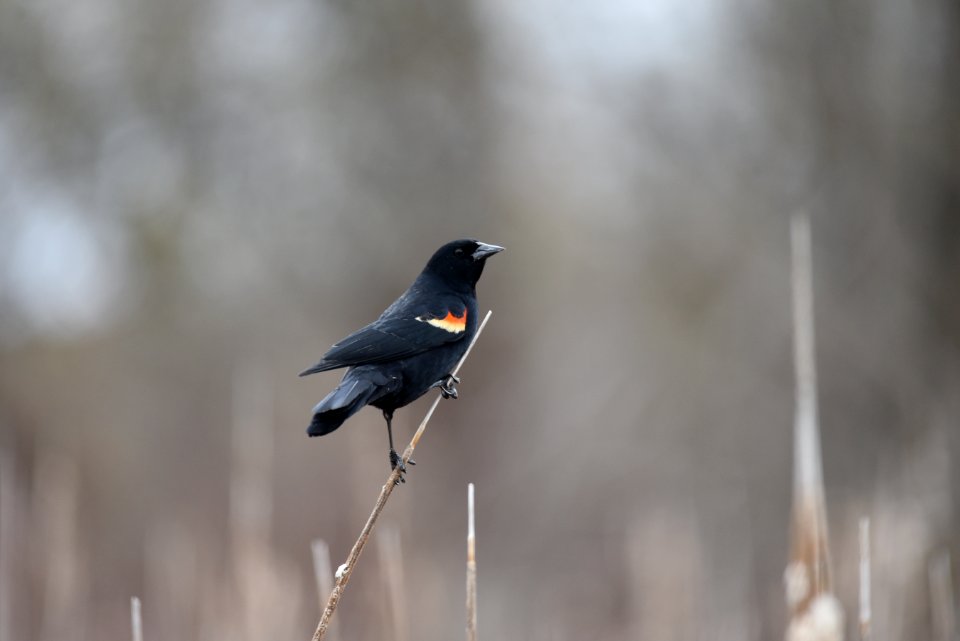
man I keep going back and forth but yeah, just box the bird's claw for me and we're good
[389,449,407,484]
[433,374,460,400]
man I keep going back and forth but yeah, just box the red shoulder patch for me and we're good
[418,309,467,334]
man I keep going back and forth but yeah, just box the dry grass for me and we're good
[0,230,956,641]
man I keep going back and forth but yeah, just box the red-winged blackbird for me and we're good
[300,239,503,480]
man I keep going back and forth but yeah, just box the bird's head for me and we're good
[423,239,504,290]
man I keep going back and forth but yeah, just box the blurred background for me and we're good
[1,0,958,639]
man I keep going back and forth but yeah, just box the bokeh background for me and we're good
[1,0,958,639]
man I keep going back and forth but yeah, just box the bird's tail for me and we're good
[307,373,381,437]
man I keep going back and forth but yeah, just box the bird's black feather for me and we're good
[299,239,502,477]
[298,314,465,376]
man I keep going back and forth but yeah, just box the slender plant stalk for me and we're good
[785,215,843,640]
[310,310,493,641]
[310,539,334,611]
[789,215,832,599]
[787,215,833,599]
[310,539,339,641]
[466,483,477,641]
[858,518,870,641]
[130,596,143,641]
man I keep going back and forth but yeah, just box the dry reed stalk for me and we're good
[310,310,493,641]
[310,540,339,641]
[929,551,955,641]
[376,524,407,641]
[466,483,477,641]
[131,597,143,641]
[784,216,844,641]
[858,518,870,641]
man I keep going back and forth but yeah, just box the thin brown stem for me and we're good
[310,539,338,641]
[310,310,494,641]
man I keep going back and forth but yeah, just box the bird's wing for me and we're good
[298,303,468,376]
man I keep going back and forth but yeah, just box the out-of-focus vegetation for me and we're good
[0,0,957,639]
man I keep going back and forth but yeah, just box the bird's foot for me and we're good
[389,448,408,484]
[432,373,460,400]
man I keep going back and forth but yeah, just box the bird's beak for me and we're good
[472,242,504,260]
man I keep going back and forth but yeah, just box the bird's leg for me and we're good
[383,409,409,484]
[431,373,460,400]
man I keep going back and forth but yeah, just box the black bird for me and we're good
[299,239,503,480]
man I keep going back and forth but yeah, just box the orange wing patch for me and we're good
[417,309,467,334]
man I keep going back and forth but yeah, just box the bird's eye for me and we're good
[454,248,464,256]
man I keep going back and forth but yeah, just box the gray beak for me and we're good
[472,242,504,260]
